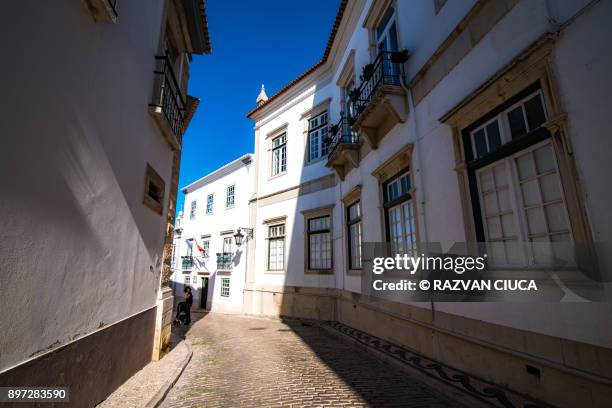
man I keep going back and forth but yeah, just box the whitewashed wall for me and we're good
[172,156,252,314]
[249,0,612,348]
[0,0,171,372]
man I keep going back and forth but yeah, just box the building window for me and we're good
[308,111,329,162]
[201,239,210,258]
[384,171,416,255]
[307,216,332,270]
[143,163,165,215]
[220,278,230,297]
[463,84,571,267]
[185,276,190,284]
[267,224,285,270]
[222,236,232,254]
[375,6,398,52]
[271,133,287,176]
[347,201,362,269]
[470,90,547,160]
[226,185,235,208]
[206,194,214,214]
[190,200,197,220]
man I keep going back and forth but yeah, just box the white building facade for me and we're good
[242,0,612,406]
[172,154,253,314]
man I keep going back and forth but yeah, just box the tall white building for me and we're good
[0,1,210,405]
[171,154,253,314]
[239,0,612,406]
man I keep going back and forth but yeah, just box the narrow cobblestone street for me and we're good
[160,312,467,407]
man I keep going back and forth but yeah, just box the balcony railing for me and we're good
[327,114,359,158]
[181,256,194,269]
[350,51,404,122]
[216,253,233,270]
[150,55,187,146]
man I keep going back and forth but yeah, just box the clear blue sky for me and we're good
[177,0,340,215]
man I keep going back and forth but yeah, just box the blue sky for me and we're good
[177,0,340,215]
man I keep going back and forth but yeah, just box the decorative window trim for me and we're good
[302,205,335,275]
[300,98,331,122]
[143,163,165,215]
[342,185,362,205]
[440,34,596,275]
[265,123,289,140]
[371,144,414,182]
[336,50,356,87]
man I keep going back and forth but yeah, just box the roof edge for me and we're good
[181,153,253,193]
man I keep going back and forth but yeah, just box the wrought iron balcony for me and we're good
[216,253,233,270]
[349,51,408,149]
[181,256,194,269]
[326,114,360,180]
[149,55,188,150]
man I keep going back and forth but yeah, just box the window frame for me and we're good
[200,238,210,259]
[383,168,417,255]
[220,278,230,297]
[266,223,286,272]
[226,184,235,209]
[143,163,165,215]
[189,200,197,220]
[270,133,287,177]
[463,83,574,268]
[306,215,333,271]
[307,110,329,163]
[346,200,363,270]
[206,193,214,214]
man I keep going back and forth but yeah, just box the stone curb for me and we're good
[144,335,193,408]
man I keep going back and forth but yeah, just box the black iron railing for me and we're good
[151,55,187,144]
[216,253,233,270]
[181,256,194,269]
[350,51,404,122]
[327,114,360,158]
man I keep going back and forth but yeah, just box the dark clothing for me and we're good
[184,291,193,325]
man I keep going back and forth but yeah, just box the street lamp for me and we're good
[233,227,253,247]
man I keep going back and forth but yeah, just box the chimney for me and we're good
[256,84,268,106]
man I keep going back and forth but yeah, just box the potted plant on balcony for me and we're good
[390,49,410,64]
[360,63,374,82]
[329,124,339,136]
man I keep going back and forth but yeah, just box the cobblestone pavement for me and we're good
[160,313,467,407]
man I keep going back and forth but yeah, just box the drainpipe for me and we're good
[400,74,435,316]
